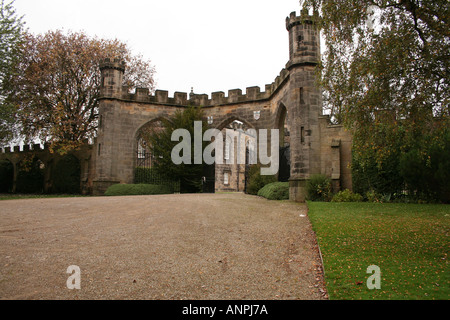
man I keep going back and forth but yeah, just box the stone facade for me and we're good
[0,8,353,202]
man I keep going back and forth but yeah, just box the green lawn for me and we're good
[307,202,449,300]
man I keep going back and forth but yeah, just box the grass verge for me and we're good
[307,202,449,300]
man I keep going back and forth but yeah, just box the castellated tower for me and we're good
[286,9,321,68]
[285,9,324,201]
[93,58,128,194]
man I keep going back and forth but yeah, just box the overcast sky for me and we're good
[14,0,303,97]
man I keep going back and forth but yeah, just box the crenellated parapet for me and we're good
[285,9,315,30]
[99,58,126,71]
[0,141,94,155]
[1,143,45,154]
[97,10,318,107]
[99,65,291,107]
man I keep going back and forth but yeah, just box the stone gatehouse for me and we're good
[0,8,353,202]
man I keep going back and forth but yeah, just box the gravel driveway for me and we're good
[0,193,326,300]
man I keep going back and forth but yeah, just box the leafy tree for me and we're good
[2,30,156,154]
[246,164,277,195]
[0,0,24,145]
[141,107,208,193]
[399,129,450,201]
[301,0,449,200]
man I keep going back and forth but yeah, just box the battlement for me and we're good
[102,67,290,107]
[99,58,126,71]
[285,9,316,31]
[0,140,94,155]
[98,7,318,106]
[1,143,46,154]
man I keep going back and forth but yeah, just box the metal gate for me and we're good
[135,151,181,193]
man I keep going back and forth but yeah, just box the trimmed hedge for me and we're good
[246,164,277,195]
[104,184,173,196]
[257,182,290,200]
[135,167,181,193]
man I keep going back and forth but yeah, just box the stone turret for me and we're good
[99,58,126,99]
[286,9,321,69]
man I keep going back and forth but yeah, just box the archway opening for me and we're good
[16,157,45,194]
[0,160,14,193]
[53,154,81,194]
[216,119,256,193]
[136,119,165,171]
[134,119,181,193]
[278,105,291,182]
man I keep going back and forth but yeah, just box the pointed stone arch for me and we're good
[134,117,171,168]
[275,103,291,182]
[215,116,255,132]
[214,117,257,193]
[275,102,290,147]
[16,156,45,194]
[134,117,173,142]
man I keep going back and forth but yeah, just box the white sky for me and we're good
[14,0,303,97]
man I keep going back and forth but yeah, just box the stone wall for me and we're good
[0,143,94,195]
